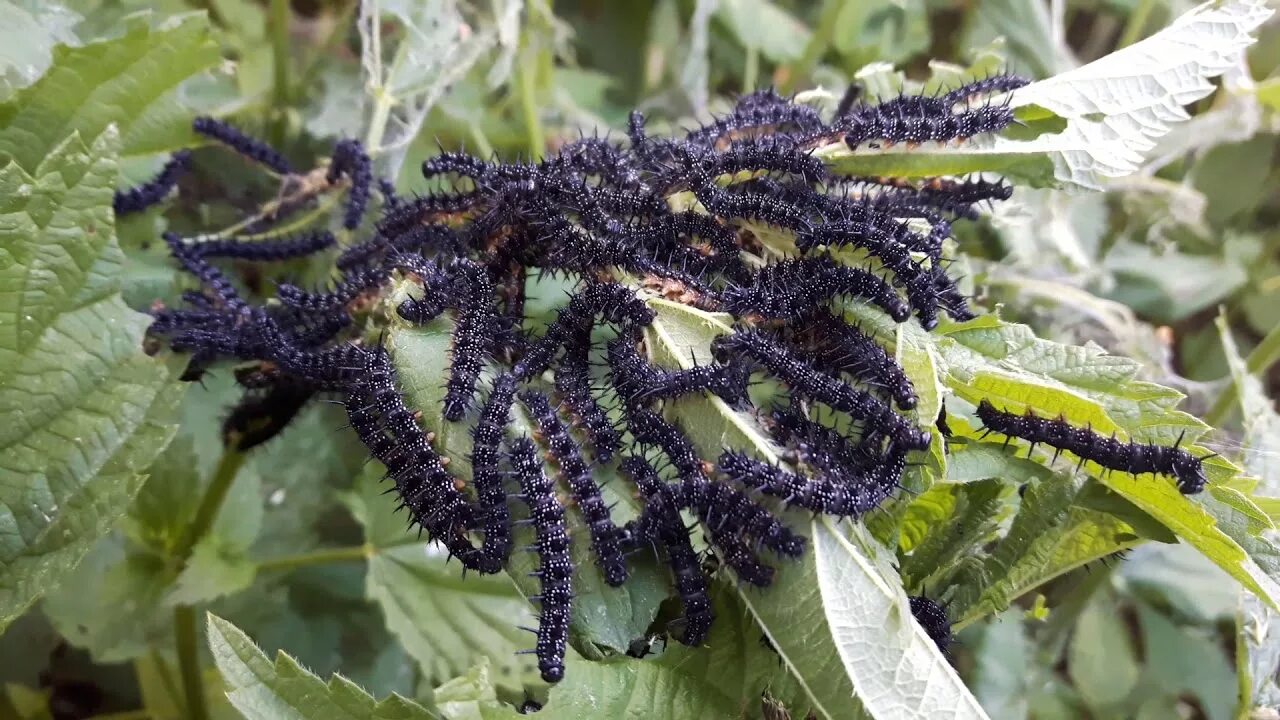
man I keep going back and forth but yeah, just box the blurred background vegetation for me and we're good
[0,0,1277,718]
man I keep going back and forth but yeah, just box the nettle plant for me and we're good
[0,1,1275,719]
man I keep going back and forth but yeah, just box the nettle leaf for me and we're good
[537,652,741,720]
[0,13,220,170]
[42,372,290,661]
[815,0,1272,188]
[341,464,544,695]
[653,587,797,713]
[904,433,1147,629]
[430,660,522,719]
[1218,316,1280,710]
[0,128,184,632]
[714,0,812,62]
[898,480,1005,593]
[945,479,1091,621]
[926,314,1280,611]
[207,613,435,720]
[1218,315,1280,487]
[39,531,172,661]
[0,1,81,99]
[814,522,988,719]
[1068,589,1140,713]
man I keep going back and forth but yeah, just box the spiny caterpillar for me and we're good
[135,77,1145,684]
[975,400,1208,494]
[908,595,953,655]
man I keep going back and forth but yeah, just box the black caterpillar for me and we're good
[193,116,292,174]
[908,595,953,655]
[114,150,191,215]
[510,436,573,683]
[975,400,1207,494]
[140,80,1029,682]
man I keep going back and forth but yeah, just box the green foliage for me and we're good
[343,465,544,694]
[1,1,1279,719]
[0,126,184,632]
[0,13,221,170]
[207,614,435,720]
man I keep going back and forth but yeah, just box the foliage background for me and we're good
[0,0,1277,719]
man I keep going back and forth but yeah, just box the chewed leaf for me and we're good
[817,0,1272,189]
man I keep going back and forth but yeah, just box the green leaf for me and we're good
[898,480,1005,593]
[967,609,1031,720]
[40,530,177,661]
[714,0,812,62]
[1217,314,1280,488]
[923,314,1279,610]
[0,1,81,100]
[537,653,741,720]
[946,478,1078,619]
[1136,603,1236,720]
[832,0,929,65]
[0,13,220,170]
[813,522,989,719]
[1218,313,1280,712]
[652,587,799,714]
[1068,589,1139,713]
[207,613,436,720]
[818,0,1272,189]
[962,0,1070,78]
[167,536,258,606]
[0,128,183,632]
[42,374,279,660]
[1120,544,1238,623]
[430,660,522,719]
[342,465,544,694]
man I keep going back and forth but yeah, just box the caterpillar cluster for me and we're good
[142,82,1032,683]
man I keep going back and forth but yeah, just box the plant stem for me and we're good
[212,190,345,241]
[1117,0,1158,48]
[256,538,424,573]
[364,37,412,154]
[145,649,183,715]
[257,544,371,573]
[174,606,209,720]
[469,125,495,161]
[518,45,544,161]
[269,0,292,147]
[742,46,759,94]
[174,450,246,561]
[1206,321,1280,427]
